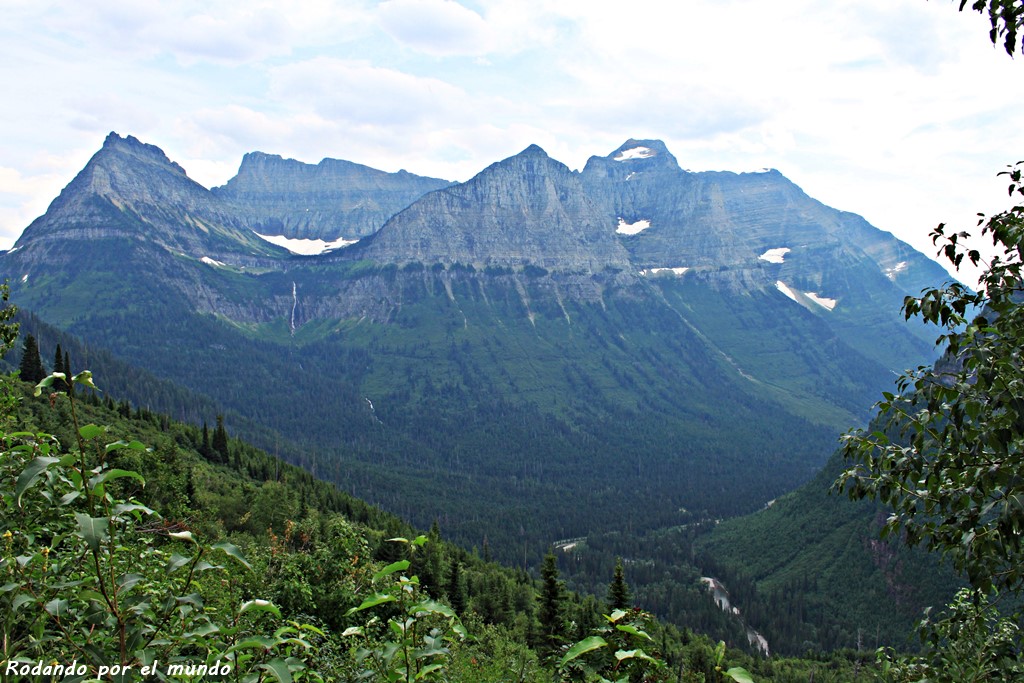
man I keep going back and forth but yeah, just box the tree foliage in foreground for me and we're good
[837,164,1024,594]
[837,163,1024,677]
[958,0,1024,56]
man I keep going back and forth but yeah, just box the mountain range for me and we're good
[0,132,955,652]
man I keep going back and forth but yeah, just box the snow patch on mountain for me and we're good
[200,256,226,267]
[776,281,837,311]
[775,280,800,303]
[759,247,790,264]
[885,261,908,280]
[804,292,837,310]
[614,146,655,161]
[641,267,689,276]
[254,232,358,255]
[617,218,651,235]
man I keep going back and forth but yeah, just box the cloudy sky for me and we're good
[2,0,1021,281]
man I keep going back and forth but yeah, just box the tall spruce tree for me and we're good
[18,334,44,384]
[538,551,566,654]
[200,422,212,460]
[446,559,467,615]
[53,344,66,392]
[607,557,631,610]
[212,415,229,464]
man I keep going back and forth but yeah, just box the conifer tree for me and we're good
[200,422,212,460]
[53,344,66,392]
[538,551,566,654]
[212,415,229,464]
[18,334,44,384]
[447,558,468,615]
[607,557,631,610]
[420,521,444,597]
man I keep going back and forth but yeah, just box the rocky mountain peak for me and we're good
[14,133,281,262]
[580,138,685,184]
[213,151,451,241]
[99,132,189,176]
[610,138,674,163]
[353,145,632,273]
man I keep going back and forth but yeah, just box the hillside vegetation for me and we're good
[1,358,879,681]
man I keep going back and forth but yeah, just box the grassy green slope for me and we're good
[695,451,959,654]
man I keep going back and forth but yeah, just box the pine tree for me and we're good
[200,422,212,460]
[538,551,566,654]
[607,557,631,610]
[447,558,468,615]
[18,334,44,384]
[420,521,444,597]
[53,344,66,392]
[212,415,229,464]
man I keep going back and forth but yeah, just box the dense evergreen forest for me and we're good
[1,328,881,680]
[1,307,943,660]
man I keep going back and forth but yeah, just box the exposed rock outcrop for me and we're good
[14,133,286,267]
[213,152,451,241]
[350,145,633,274]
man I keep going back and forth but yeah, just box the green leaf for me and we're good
[118,573,144,592]
[231,636,280,651]
[166,553,191,573]
[258,659,294,683]
[212,541,252,570]
[104,440,136,453]
[78,424,105,440]
[416,663,444,679]
[239,599,282,618]
[413,599,456,618]
[559,636,608,667]
[12,593,35,611]
[44,598,69,617]
[725,667,756,683]
[168,530,196,544]
[615,623,654,641]
[89,468,146,492]
[615,649,659,663]
[347,592,398,614]
[74,513,110,553]
[605,609,628,623]
[374,559,410,581]
[72,370,99,391]
[33,373,63,396]
[15,456,59,506]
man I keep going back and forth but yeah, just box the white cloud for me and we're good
[270,58,472,126]
[0,0,1019,285]
[378,0,493,56]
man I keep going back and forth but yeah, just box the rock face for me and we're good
[212,152,451,241]
[580,138,950,297]
[14,133,284,266]
[353,145,633,273]
[0,132,962,654]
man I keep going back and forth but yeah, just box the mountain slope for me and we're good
[352,144,632,274]
[15,133,285,264]
[0,132,959,651]
[212,151,451,241]
[695,448,960,654]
